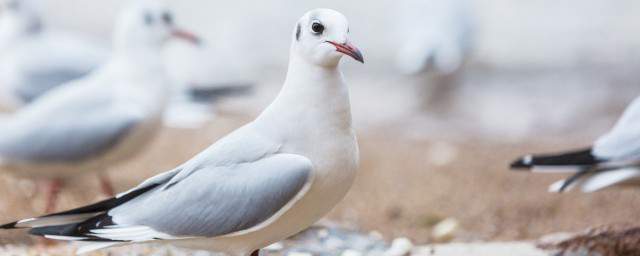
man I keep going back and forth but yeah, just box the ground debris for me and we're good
[537,224,640,256]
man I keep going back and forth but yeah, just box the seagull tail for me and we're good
[510,147,602,172]
[0,213,99,230]
[580,168,640,192]
[547,168,640,193]
[0,184,159,230]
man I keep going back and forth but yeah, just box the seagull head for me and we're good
[0,0,42,36]
[114,0,200,52]
[292,8,364,67]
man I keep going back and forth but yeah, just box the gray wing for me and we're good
[0,87,141,163]
[13,68,93,103]
[593,97,640,160]
[104,153,312,238]
[6,31,108,103]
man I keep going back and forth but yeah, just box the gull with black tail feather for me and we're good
[511,96,640,192]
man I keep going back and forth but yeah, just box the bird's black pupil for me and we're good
[162,12,173,25]
[311,22,324,34]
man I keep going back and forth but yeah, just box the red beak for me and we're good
[326,41,364,63]
[172,29,201,45]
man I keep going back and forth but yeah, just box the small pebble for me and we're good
[369,231,384,240]
[384,237,413,256]
[265,242,284,251]
[427,141,458,167]
[317,228,330,239]
[341,249,363,256]
[432,218,459,242]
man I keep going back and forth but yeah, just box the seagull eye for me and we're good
[311,21,324,35]
[162,12,173,25]
[144,12,154,25]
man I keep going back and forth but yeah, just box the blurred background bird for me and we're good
[0,0,253,129]
[395,0,474,112]
[0,0,199,213]
[511,96,640,193]
[0,0,108,110]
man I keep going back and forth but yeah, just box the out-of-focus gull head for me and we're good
[113,0,200,52]
[292,8,364,67]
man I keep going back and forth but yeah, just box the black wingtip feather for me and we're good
[1,183,160,239]
[44,183,159,218]
[29,214,122,242]
[0,221,18,229]
[510,148,601,170]
[29,223,78,237]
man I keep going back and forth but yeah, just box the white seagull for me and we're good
[395,0,474,75]
[0,8,363,256]
[0,0,108,110]
[511,96,640,193]
[0,0,199,212]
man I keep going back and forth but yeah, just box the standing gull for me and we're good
[0,0,199,212]
[395,0,474,75]
[0,0,108,110]
[511,96,640,192]
[395,0,474,111]
[1,8,364,256]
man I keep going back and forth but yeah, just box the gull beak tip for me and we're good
[353,51,364,64]
[327,41,365,64]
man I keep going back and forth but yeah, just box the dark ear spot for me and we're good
[295,24,301,41]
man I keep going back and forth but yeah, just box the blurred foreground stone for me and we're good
[538,224,640,256]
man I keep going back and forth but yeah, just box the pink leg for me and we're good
[98,174,115,197]
[44,179,62,213]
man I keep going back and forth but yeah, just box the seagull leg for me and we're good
[98,173,115,197]
[44,179,62,213]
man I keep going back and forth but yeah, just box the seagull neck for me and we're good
[283,55,343,87]
[113,47,164,69]
[110,48,169,108]
[257,54,353,135]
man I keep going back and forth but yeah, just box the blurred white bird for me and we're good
[511,96,640,193]
[0,0,199,212]
[0,0,252,128]
[395,0,474,75]
[0,0,108,110]
[162,36,255,129]
[1,8,363,256]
